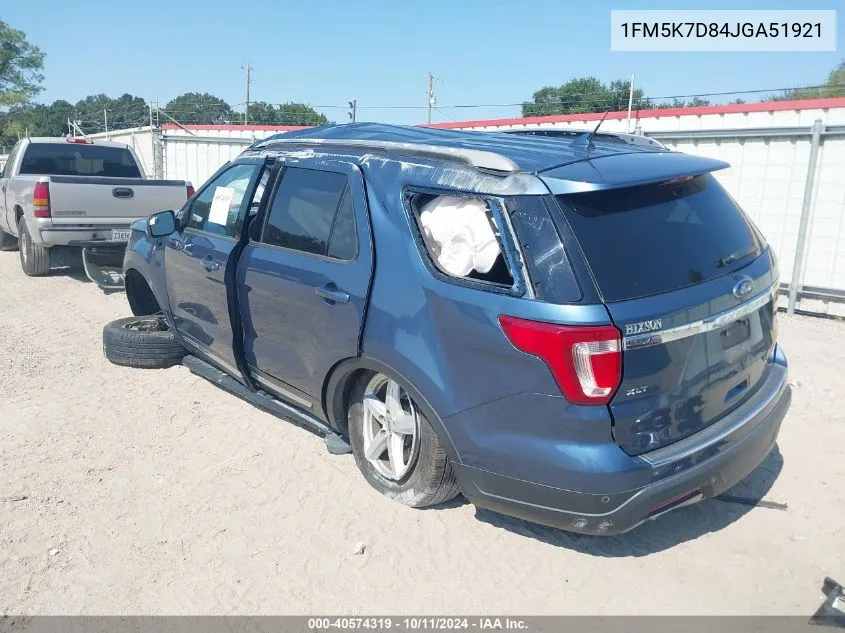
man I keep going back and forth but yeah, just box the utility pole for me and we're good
[626,71,635,133]
[427,73,436,125]
[242,61,253,125]
[104,108,109,138]
[348,99,357,123]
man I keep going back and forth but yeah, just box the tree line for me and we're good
[0,90,330,152]
[521,63,844,117]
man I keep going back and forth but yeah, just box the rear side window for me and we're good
[555,174,764,302]
[19,143,142,178]
[262,167,357,260]
[406,192,515,288]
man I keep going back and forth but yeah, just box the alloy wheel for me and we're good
[361,373,420,481]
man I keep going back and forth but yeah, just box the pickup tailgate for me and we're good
[46,176,189,225]
[553,173,779,456]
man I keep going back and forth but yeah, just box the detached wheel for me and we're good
[18,217,50,276]
[103,316,185,369]
[348,372,460,507]
[0,229,17,252]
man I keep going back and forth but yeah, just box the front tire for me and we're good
[18,217,50,276]
[102,316,186,369]
[348,372,460,508]
[0,229,17,251]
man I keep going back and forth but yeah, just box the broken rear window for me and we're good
[408,193,514,288]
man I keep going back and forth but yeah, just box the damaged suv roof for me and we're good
[256,122,729,192]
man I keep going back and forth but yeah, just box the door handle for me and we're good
[203,255,220,272]
[315,283,350,304]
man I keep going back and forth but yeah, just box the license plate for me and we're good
[721,319,751,349]
[111,229,131,241]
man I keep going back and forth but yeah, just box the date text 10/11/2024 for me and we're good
[308,617,529,631]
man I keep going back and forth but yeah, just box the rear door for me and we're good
[553,174,779,455]
[238,159,373,407]
[165,160,265,372]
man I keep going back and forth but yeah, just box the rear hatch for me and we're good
[552,173,778,455]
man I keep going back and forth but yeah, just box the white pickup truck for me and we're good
[0,136,193,285]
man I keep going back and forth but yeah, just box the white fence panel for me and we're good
[802,137,845,291]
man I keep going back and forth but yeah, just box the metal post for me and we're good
[788,118,824,315]
[243,62,252,125]
[153,128,164,179]
[626,71,635,133]
[427,73,434,125]
[149,102,155,172]
[104,109,109,139]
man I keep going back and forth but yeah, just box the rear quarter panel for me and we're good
[5,175,41,238]
[359,161,618,469]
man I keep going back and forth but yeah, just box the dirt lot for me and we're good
[0,250,843,616]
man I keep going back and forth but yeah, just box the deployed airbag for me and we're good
[418,196,501,277]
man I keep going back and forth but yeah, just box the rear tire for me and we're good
[18,217,50,276]
[103,316,186,369]
[348,372,461,508]
[0,229,17,251]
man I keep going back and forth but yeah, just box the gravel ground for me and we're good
[0,251,843,616]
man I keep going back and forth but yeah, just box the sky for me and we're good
[4,0,843,126]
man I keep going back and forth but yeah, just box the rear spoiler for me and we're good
[541,151,730,195]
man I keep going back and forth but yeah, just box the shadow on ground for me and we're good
[471,445,785,556]
[46,248,93,284]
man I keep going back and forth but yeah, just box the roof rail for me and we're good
[499,127,667,150]
[255,137,520,173]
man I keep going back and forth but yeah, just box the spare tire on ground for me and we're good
[103,315,185,369]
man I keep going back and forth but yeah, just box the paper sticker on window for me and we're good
[208,186,235,225]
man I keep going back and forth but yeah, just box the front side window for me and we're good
[187,163,259,237]
[262,167,357,260]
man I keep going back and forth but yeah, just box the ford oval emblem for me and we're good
[733,277,755,299]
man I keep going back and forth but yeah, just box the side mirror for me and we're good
[147,210,176,238]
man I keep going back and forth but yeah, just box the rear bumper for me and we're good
[455,347,790,536]
[31,221,133,247]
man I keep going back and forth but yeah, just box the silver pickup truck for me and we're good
[0,136,193,286]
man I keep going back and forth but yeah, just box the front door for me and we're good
[165,160,266,372]
[238,160,373,407]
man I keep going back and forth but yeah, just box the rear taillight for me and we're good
[186,185,195,199]
[33,182,50,218]
[498,315,622,405]
[65,137,93,144]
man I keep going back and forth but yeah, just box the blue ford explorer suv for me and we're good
[104,123,790,535]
